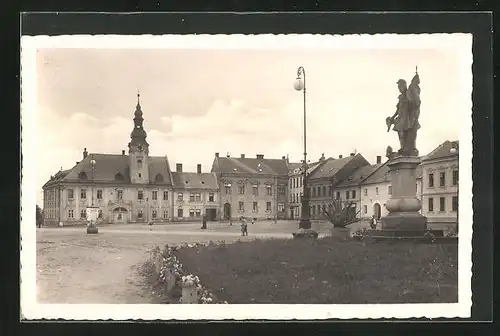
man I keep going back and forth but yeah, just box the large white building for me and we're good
[420,140,459,230]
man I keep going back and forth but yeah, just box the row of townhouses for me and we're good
[42,96,459,230]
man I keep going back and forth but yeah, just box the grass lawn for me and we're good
[175,235,458,304]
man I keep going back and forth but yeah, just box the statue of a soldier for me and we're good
[386,67,421,158]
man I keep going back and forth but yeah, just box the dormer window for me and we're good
[78,171,88,180]
[155,174,164,182]
[115,172,125,181]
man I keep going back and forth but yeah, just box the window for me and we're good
[363,205,368,214]
[80,189,87,199]
[80,209,86,218]
[266,185,272,195]
[137,159,143,169]
[329,186,332,196]
[278,203,285,212]
[68,189,74,199]
[351,190,356,199]
[428,197,434,212]
[177,193,183,201]
[452,196,458,212]
[117,190,123,200]
[189,193,195,202]
[225,185,232,195]
[138,210,143,219]
[375,187,379,196]
[299,192,302,202]
[208,192,215,202]
[439,197,446,212]
[252,185,259,196]
[278,185,286,196]
[195,193,201,202]
[138,173,142,178]
[177,208,183,218]
[163,210,168,219]
[98,209,103,218]
[312,187,316,197]
[189,209,195,217]
[311,206,315,216]
[155,174,164,182]
[364,188,367,196]
[238,185,245,195]
[152,191,158,200]
[239,201,244,211]
[266,202,272,211]
[196,209,201,218]
[97,189,103,199]
[292,194,295,203]
[388,186,392,195]
[336,192,340,200]
[138,190,144,200]
[452,170,459,186]
[439,172,446,187]
[152,210,157,219]
[345,191,349,199]
[253,202,258,212]
[68,209,74,218]
[428,173,434,188]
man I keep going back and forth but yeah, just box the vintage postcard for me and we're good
[21,33,472,320]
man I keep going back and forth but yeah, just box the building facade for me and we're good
[420,140,459,230]
[42,95,219,226]
[211,153,289,220]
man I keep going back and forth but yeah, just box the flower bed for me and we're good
[146,241,229,304]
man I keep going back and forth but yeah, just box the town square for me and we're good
[21,33,473,319]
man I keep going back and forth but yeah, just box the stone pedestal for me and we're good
[181,284,198,304]
[380,156,428,234]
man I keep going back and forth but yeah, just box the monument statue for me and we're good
[386,67,421,157]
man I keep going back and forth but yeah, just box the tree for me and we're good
[322,199,360,228]
[36,204,43,227]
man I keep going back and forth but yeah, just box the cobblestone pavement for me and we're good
[36,220,334,304]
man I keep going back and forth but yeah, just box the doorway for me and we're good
[223,202,231,220]
[113,207,128,224]
[373,203,381,220]
[206,208,217,221]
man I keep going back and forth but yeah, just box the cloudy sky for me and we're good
[33,35,470,204]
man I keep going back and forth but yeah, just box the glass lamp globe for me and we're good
[90,159,96,166]
[293,77,304,91]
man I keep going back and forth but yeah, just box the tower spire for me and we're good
[137,90,140,107]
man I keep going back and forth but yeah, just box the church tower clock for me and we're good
[128,93,150,184]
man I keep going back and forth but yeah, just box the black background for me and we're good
[3,4,496,335]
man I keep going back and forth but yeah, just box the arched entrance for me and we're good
[223,202,231,220]
[373,203,381,220]
[113,207,129,224]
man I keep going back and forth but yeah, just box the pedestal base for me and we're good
[363,228,457,243]
[292,228,318,239]
[381,212,427,231]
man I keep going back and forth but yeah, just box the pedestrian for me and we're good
[370,215,377,229]
[201,215,207,230]
[251,218,255,225]
[240,217,248,236]
[148,219,154,231]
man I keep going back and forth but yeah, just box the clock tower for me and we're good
[128,93,150,184]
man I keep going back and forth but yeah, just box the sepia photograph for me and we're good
[21,33,472,320]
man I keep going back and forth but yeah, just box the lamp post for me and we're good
[292,66,317,238]
[87,156,98,234]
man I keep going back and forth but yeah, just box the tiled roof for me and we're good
[42,169,71,188]
[362,161,423,185]
[308,156,355,180]
[212,156,289,176]
[422,140,459,162]
[287,162,302,173]
[337,163,385,187]
[45,153,173,186]
[172,172,219,190]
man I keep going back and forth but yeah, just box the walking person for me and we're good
[370,215,377,230]
[201,215,207,230]
[240,216,248,236]
[148,219,154,231]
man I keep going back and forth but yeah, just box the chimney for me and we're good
[350,153,355,157]
[215,152,219,158]
[241,154,246,159]
[197,164,202,174]
[176,163,183,173]
[339,155,343,159]
[122,150,125,156]
[376,155,382,164]
[83,148,88,159]
[256,154,264,159]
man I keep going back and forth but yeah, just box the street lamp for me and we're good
[87,156,98,234]
[227,183,232,226]
[292,66,317,239]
